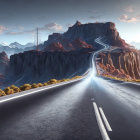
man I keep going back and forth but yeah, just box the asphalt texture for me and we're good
[0,77,140,140]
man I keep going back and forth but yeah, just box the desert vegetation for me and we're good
[0,76,82,97]
[101,74,140,82]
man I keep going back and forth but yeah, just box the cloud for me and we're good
[124,6,134,13]
[6,23,63,35]
[66,23,73,27]
[39,23,63,32]
[119,14,139,23]
[87,10,97,14]
[0,25,7,34]
[88,15,101,20]
[6,29,34,35]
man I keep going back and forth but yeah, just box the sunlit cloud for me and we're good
[5,23,63,35]
[119,14,139,23]
[0,25,7,34]
[39,23,63,32]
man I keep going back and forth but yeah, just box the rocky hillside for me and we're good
[97,48,140,80]
[44,39,93,52]
[44,21,128,50]
[3,21,140,86]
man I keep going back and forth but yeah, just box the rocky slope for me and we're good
[97,48,140,80]
[44,39,93,52]
[44,21,128,50]
[4,21,140,87]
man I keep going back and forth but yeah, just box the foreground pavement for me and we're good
[0,77,140,140]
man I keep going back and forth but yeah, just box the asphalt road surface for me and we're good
[0,76,140,140]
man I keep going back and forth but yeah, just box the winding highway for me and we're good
[0,38,140,140]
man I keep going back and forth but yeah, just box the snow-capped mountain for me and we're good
[0,42,35,57]
[9,42,34,49]
[0,42,9,47]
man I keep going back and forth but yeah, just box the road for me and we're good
[0,37,140,140]
[0,76,140,140]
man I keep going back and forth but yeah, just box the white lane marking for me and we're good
[99,107,112,132]
[93,102,110,140]
[0,78,84,103]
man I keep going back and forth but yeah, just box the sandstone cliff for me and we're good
[44,39,93,52]
[97,49,140,80]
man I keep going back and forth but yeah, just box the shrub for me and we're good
[4,87,14,95]
[60,79,68,82]
[0,89,6,96]
[72,76,82,79]
[43,83,48,86]
[37,83,43,87]
[13,87,21,93]
[47,79,58,85]
[31,83,39,88]
[20,84,31,91]
[50,79,57,83]
[10,85,21,93]
[10,85,17,89]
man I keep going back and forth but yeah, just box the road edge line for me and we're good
[0,78,84,103]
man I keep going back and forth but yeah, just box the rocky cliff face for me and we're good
[97,49,140,79]
[0,52,9,74]
[6,49,92,86]
[0,52,9,87]
[4,21,140,86]
[44,39,93,52]
[44,21,128,50]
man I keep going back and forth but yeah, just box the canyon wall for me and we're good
[97,49,140,79]
[5,49,92,86]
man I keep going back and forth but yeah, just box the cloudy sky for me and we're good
[0,0,140,45]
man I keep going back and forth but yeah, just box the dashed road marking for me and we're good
[99,107,112,132]
[93,102,110,140]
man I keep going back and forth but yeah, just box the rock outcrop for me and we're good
[97,49,140,79]
[44,39,93,52]
[44,21,128,50]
